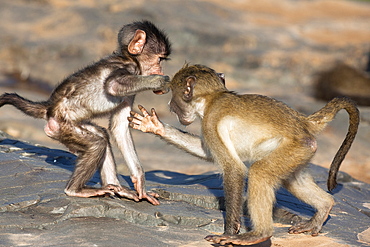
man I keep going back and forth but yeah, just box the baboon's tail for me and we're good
[308,96,359,192]
[0,93,48,119]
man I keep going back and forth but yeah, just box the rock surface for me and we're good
[0,131,369,247]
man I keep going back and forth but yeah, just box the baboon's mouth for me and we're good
[153,89,169,95]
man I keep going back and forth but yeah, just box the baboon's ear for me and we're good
[217,73,225,85]
[184,76,196,101]
[128,30,146,55]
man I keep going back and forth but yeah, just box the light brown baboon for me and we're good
[129,64,359,245]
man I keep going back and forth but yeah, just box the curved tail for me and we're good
[308,96,359,191]
[0,93,48,119]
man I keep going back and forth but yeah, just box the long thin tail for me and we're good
[308,96,359,191]
[0,93,49,119]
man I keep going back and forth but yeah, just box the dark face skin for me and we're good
[169,75,197,126]
[139,52,168,76]
[169,99,194,126]
[169,66,226,126]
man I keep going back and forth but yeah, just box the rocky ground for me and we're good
[0,0,369,246]
[0,131,369,247]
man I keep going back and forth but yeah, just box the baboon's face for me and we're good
[169,73,197,126]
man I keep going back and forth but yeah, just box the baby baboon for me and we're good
[0,21,172,205]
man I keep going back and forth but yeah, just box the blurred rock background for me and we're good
[0,0,369,183]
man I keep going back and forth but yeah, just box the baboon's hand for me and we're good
[128,105,165,136]
[152,75,170,94]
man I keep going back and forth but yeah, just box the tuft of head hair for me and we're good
[173,64,227,92]
[118,20,171,56]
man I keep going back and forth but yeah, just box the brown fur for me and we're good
[315,63,370,106]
